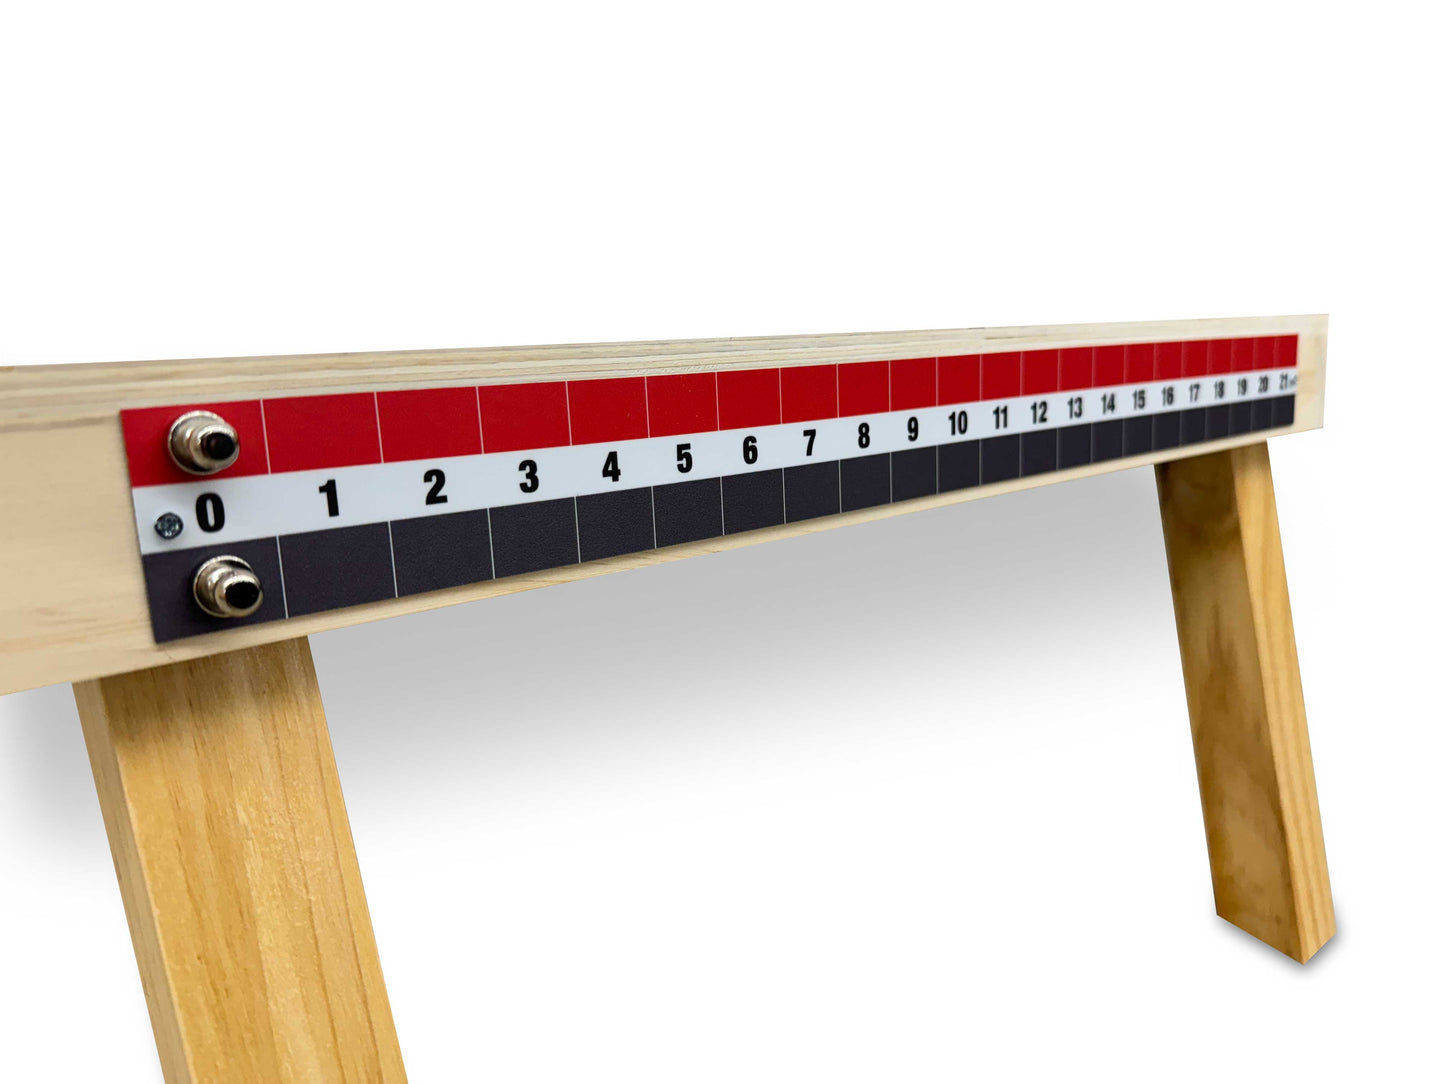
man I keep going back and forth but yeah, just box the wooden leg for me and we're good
[74,638,406,1082]
[1156,442,1335,962]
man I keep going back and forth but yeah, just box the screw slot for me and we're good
[169,411,241,474]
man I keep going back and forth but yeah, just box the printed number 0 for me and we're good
[196,492,225,532]
[518,459,539,493]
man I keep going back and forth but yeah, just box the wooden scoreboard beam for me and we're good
[0,316,1332,1080]
[0,315,1324,694]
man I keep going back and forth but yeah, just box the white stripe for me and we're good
[131,371,1294,555]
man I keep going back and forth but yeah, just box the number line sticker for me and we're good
[121,336,1299,642]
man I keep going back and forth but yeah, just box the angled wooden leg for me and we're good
[1156,442,1334,962]
[74,638,406,1082]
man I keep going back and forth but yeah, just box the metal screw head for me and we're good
[192,555,264,618]
[168,410,241,474]
[153,512,184,539]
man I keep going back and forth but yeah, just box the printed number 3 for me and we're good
[518,459,539,493]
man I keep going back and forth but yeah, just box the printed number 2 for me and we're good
[424,468,448,504]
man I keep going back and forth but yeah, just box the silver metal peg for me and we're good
[192,555,264,618]
[168,410,240,474]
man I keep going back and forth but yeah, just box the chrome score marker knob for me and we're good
[168,410,241,474]
[192,555,264,618]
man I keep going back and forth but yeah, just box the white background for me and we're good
[2,2,1442,1080]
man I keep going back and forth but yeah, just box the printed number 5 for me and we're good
[676,442,693,473]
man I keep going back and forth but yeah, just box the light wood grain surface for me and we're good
[1156,444,1334,961]
[1,315,1326,694]
[74,637,406,1082]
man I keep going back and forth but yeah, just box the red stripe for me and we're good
[717,368,781,429]
[647,373,719,436]
[1182,341,1208,378]
[1260,335,1283,370]
[264,393,381,472]
[981,352,1021,400]
[121,400,269,487]
[938,355,981,404]
[569,377,648,445]
[781,364,838,423]
[889,357,937,411]
[1155,342,1183,381]
[1022,349,1058,396]
[1060,347,1093,392]
[1206,339,1232,375]
[1124,343,1155,384]
[1280,334,1299,367]
[838,360,889,417]
[377,388,482,462]
[1094,345,1125,387]
[125,337,1299,483]
[478,381,570,453]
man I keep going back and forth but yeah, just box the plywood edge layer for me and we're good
[1,314,1326,423]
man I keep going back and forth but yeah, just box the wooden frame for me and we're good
[2,316,1332,1080]
[0,315,1324,696]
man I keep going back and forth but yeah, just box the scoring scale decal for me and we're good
[121,336,1299,642]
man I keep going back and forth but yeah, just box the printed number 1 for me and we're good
[318,478,339,517]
